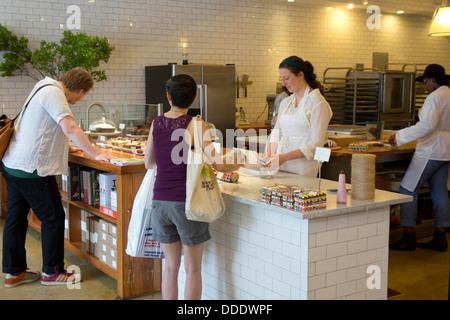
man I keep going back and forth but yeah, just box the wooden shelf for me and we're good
[64,241,118,280]
[60,190,117,224]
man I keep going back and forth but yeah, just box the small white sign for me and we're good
[314,147,331,163]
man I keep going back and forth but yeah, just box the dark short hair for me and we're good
[59,68,94,92]
[166,74,197,109]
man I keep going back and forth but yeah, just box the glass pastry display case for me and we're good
[71,102,163,151]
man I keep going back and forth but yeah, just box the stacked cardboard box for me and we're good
[97,219,118,270]
[81,210,90,244]
[81,210,118,270]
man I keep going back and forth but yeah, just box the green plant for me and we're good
[0,24,114,82]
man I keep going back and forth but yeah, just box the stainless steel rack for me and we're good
[323,67,381,125]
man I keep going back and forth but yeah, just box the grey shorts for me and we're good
[151,200,211,246]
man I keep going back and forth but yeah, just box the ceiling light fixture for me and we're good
[397,10,404,14]
[429,0,450,36]
[347,3,354,9]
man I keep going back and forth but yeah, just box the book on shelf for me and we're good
[67,166,81,201]
[92,170,100,207]
[67,166,101,208]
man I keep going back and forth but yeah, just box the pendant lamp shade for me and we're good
[429,0,450,36]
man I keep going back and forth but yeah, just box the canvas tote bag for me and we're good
[185,118,225,223]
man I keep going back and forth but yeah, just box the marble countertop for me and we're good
[219,168,412,220]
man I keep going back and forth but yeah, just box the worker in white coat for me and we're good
[263,56,332,177]
[389,64,450,252]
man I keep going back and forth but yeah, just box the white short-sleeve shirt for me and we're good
[3,77,73,176]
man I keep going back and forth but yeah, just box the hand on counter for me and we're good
[261,153,284,170]
[69,145,82,153]
[388,133,397,147]
[94,152,114,162]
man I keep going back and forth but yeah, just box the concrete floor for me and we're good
[0,218,449,300]
[0,218,161,300]
[387,231,450,300]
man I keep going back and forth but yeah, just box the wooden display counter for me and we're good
[27,149,161,299]
[328,142,416,160]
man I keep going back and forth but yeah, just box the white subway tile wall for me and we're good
[1,0,449,122]
[176,197,390,300]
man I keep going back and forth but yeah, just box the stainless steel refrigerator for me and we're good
[145,63,236,147]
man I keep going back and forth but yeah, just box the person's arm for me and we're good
[263,148,304,169]
[266,117,281,157]
[395,94,440,146]
[59,116,112,162]
[192,118,242,172]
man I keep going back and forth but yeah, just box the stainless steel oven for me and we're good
[381,72,414,114]
[324,67,415,129]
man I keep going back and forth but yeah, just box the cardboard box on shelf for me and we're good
[98,240,111,256]
[99,173,117,219]
[99,230,113,246]
[108,248,117,269]
[109,223,117,238]
[81,210,91,244]
[100,252,109,266]
[107,254,117,270]
[99,219,110,234]
[110,235,117,249]
[87,216,100,257]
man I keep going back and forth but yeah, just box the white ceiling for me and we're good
[278,0,442,16]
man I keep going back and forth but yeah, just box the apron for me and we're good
[275,86,319,177]
[400,145,433,192]
[402,139,450,192]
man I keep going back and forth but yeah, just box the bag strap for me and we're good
[12,83,55,123]
[192,116,203,153]
[188,116,203,152]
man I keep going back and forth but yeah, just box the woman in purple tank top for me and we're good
[144,74,242,300]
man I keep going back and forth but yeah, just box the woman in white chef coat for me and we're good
[389,64,450,252]
[263,56,332,176]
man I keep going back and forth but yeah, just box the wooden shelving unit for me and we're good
[28,150,161,299]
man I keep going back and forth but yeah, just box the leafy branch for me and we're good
[0,24,114,82]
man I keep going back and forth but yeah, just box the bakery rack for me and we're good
[323,67,381,126]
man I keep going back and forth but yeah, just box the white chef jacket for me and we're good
[269,86,332,177]
[3,77,73,177]
[396,85,450,192]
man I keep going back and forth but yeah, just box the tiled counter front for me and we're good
[176,172,410,300]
